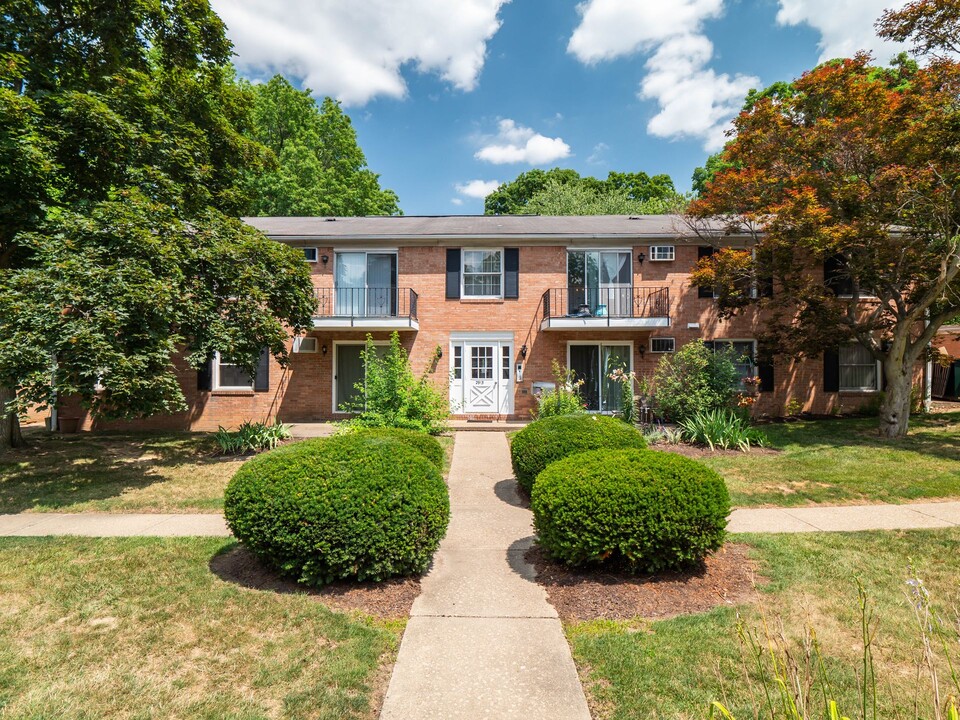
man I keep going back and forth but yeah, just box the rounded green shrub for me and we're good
[348,427,446,472]
[224,435,450,586]
[510,414,646,494]
[531,449,729,573]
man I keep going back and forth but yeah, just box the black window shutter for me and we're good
[823,348,840,392]
[697,246,715,298]
[504,248,519,299]
[254,348,270,392]
[758,273,774,298]
[446,249,461,299]
[196,355,213,392]
[758,359,775,392]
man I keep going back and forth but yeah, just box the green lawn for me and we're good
[568,529,960,720]
[0,537,401,719]
[0,431,244,513]
[0,430,456,514]
[694,412,960,506]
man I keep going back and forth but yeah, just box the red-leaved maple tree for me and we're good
[688,48,960,438]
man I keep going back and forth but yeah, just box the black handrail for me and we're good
[314,287,417,320]
[541,286,670,320]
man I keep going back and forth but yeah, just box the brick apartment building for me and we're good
[74,214,902,431]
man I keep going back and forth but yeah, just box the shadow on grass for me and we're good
[763,412,960,463]
[208,543,422,619]
[0,430,231,513]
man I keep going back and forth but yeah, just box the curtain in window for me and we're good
[839,344,877,390]
[335,252,366,315]
[366,253,393,316]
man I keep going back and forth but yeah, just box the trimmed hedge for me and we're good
[348,427,446,472]
[224,435,449,586]
[510,414,647,494]
[531,449,729,573]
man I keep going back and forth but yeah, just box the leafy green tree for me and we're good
[526,180,685,215]
[652,341,741,422]
[484,168,677,215]
[0,1,316,447]
[245,76,400,217]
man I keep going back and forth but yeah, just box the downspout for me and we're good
[924,312,933,412]
[49,353,58,432]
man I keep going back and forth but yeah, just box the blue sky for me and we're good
[211,0,908,216]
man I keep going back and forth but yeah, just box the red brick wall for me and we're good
[63,240,914,431]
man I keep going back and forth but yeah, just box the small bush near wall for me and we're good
[531,449,729,573]
[510,414,646,494]
[653,340,740,422]
[342,426,445,472]
[213,420,291,455]
[224,435,449,586]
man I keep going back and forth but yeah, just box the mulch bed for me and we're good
[209,545,421,619]
[527,542,762,622]
[652,442,780,459]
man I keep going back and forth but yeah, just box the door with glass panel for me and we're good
[450,341,513,414]
[568,343,631,412]
[567,251,632,316]
[335,252,397,317]
[334,343,389,412]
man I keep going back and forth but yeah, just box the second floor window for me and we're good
[462,249,502,298]
[335,251,397,316]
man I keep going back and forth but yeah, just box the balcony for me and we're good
[540,287,670,331]
[313,287,419,331]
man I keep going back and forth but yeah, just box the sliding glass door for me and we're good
[335,252,397,316]
[567,251,631,316]
[568,343,631,412]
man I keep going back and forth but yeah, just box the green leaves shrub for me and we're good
[531,449,729,573]
[213,419,291,455]
[653,340,740,422]
[224,434,450,586]
[679,409,768,451]
[340,332,448,435]
[341,426,445,472]
[510,414,646,494]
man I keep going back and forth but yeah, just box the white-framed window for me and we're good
[649,245,675,261]
[705,340,756,387]
[303,247,319,263]
[839,344,880,391]
[292,336,318,353]
[214,352,254,390]
[650,337,675,353]
[462,249,503,298]
[452,345,463,380]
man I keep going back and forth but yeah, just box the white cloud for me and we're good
[776,0,909,62]
[568,0,723,63]
[587,142,609,165]
[474,119,571,165]
[211,0,509,105]
[451,197,464,206]
[455,179,502,198]
[567,0,758,151]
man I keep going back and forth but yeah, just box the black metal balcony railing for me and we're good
[314,287,418,320]
[542,286,670,321]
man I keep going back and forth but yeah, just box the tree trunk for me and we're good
[0,386,25,449]
[878,359,912,439]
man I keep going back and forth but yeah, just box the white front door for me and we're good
[451,338,513,414]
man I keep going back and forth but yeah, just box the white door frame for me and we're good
[449,332,514,415]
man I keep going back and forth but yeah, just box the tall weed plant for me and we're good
[534,361,587,418]
[711,579,960,720]
[653,340,741,422]
[340,331,448,435]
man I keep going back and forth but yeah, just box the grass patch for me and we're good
[568,528,960,720]
[0,431,243,513]
[0,536,400,719]
[698,412,960,506]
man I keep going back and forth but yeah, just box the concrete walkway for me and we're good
[1,502,959,539]
[379,431,591,720]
